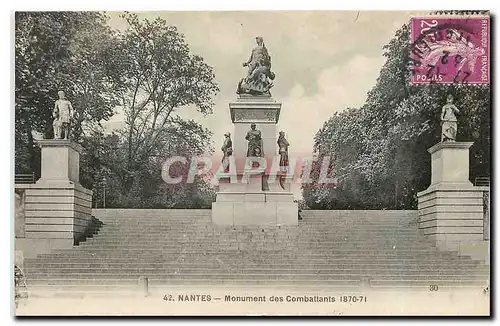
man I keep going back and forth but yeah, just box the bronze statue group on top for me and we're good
[237,36,276,96]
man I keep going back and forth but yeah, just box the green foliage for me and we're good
[303,23,490,210]
[15,12,219,208]
[100,13,219,206]
[15,12,121,173]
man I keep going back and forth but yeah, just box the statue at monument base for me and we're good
[221,132,233,173]
[245,123,264,168]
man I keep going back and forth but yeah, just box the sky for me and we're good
[103,11,421,159]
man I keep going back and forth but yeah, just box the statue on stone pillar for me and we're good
[277,131,290,173]
[441,94,460,142]
[245,123,263,157]
[221,132,233,172]
[53,90,73,140]
[237,36,276,96]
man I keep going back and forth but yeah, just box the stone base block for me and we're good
[212,201,298,226]
[245,193,265,202]
[265,192,294,202]
[433,239,489,263]
[20,182,93,243]
[459,240,490,263]
[36,139,83,184]
[417,183,489,262]
[267,179,292,192]
[15,238,75,259]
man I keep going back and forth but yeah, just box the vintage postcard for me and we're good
[13,10,491,316]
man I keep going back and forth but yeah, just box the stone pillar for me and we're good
[212,95,297,226]
[229,96,282,173]
[417,142,489,261]
[15,139,93,258]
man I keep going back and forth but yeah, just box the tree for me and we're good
[303,23,490,209]
[111,13,219,196]
[15,12,121,174]
[16,12,219,209]
[75,13,219,208]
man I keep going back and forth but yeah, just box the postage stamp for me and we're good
[409,16,490,84]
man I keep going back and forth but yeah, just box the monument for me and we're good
[212,37,297,226]
[417,94,489,261]
[15,90,93,258]
[52,90,73,140]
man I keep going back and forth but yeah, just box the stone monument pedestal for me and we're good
[213,175,297,226]
[417,142,489,261]
[211,96,298,226]
[15,139,93,258]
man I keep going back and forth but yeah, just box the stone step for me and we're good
[27,261,478,269]
[99,216,412,220]
[77,243,428,248]
[24,278,362,286]
[78,241,429,246]
[72,246,439,252]
[37,248,466,255]
[97,219,211,223]
[95,209,413,216]
[24,267,488,274]
[95,225,420,230]
[93,232,422,237]
[31,258,473,266]
[96,217,211,220]
[301,210,415,214]
[83,234,425,239]
[80,242,438,247]
[88,241,429,246]
[301,222,416,225]
[25,208,487,292]
[85,238,425,243]
[77,238,433,243]
[91,234,423,239]
[49,241,454,255]
[74,247,438,252]
[58,249,449,255]
[24,273,488,281]
[101,220,414,224]
[26,271,486,279]
[88,230,423,235]
[28,258,478,266]
[86,232,425,237]
[301,218,416,221]
[369,279,487,286]
[97,224,418,229]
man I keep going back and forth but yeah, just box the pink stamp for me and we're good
[409,17,490,84]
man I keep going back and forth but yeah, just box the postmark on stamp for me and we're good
[409,16,490,85]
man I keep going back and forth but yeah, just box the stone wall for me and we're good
[14,189,26,238]
[15,183,93,258]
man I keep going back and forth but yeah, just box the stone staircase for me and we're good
[23,209,489,295]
